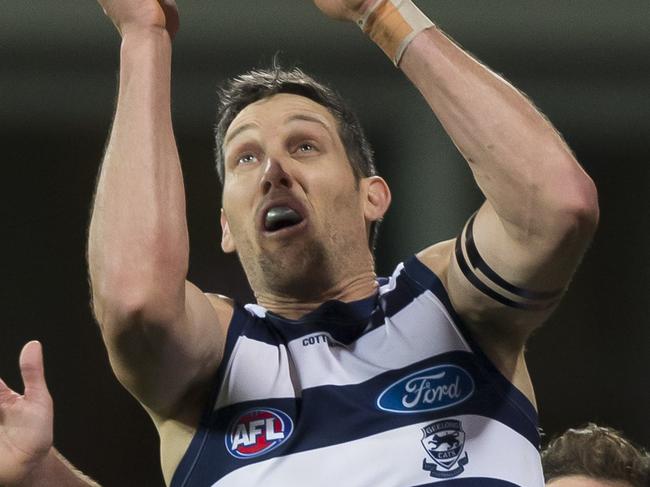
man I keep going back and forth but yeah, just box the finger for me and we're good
[19,341,50,400]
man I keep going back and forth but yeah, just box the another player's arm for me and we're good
[0,342,101,487]
[9,450,102,487]
[88,0,231,446]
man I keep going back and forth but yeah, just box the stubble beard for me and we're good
[239,235,337,301]
[259,237,335,300]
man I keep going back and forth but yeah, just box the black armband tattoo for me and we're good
[454,213,564,311]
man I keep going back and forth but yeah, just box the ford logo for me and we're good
[377,364,475,413]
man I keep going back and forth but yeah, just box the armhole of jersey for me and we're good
[402,255,540,436]
[170,302,252,487]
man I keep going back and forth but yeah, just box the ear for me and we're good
[363,176,391,224]
[220,209,236,253]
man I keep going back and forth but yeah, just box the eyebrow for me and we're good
[286,114,334,138]
[224,122,258,147]
[224,114,334,147]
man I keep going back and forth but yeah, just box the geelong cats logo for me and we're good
[421,419,469,478]
[225,408,293,459]
[376,364,475,413]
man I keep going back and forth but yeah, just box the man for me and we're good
[542,424,650,487]
[3,0,599,485]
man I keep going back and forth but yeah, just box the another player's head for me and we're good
[214,66,391,299]
[542,423,650,487]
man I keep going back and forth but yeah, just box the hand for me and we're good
[97,0,179,39]
[312,0,377,22]
[0,342,53,486]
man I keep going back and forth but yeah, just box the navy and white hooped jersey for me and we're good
[171,257,544,487]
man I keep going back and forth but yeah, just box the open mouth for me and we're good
[263,206,304,232]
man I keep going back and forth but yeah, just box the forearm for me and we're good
[399,25,597,236]
[88,27,188,323]
[12,449,101,487]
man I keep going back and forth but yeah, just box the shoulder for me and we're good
[204,292,236,327]
[415,239,455,283]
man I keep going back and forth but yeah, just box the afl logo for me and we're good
[225,408,293,459]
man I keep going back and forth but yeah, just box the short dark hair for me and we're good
[214,65,381,250]
[542,423,650,487]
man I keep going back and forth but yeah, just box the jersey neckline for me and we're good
[252,285,382,325]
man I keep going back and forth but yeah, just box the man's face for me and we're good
[547,476,634,487]
[220,93,377,298]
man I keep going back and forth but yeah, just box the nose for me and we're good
[260,156,292,195]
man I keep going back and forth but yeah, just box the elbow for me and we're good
[550,170,599,243]
[568,173,599,233]
[89,250,187,330]
[91,276,184,340]
[87,233,189,325]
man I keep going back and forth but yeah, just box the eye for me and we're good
[237,153,258,165]
[294,142,319,155]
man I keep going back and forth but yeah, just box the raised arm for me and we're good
[399,20,599,336]
[87,1,232,473]
[0,342,101,487]
[314,0,598,395]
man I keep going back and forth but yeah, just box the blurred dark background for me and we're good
[1,1,648,485]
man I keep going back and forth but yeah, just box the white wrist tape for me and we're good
[357,0,434,66]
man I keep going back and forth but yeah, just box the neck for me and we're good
[254,268,378,320]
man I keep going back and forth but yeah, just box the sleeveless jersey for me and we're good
[171,257,544,486]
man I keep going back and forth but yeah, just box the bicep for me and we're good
[102,281,232,419]
[419,200,593,346]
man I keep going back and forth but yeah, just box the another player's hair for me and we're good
[542,423,650,487]
[214,65,381,250]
